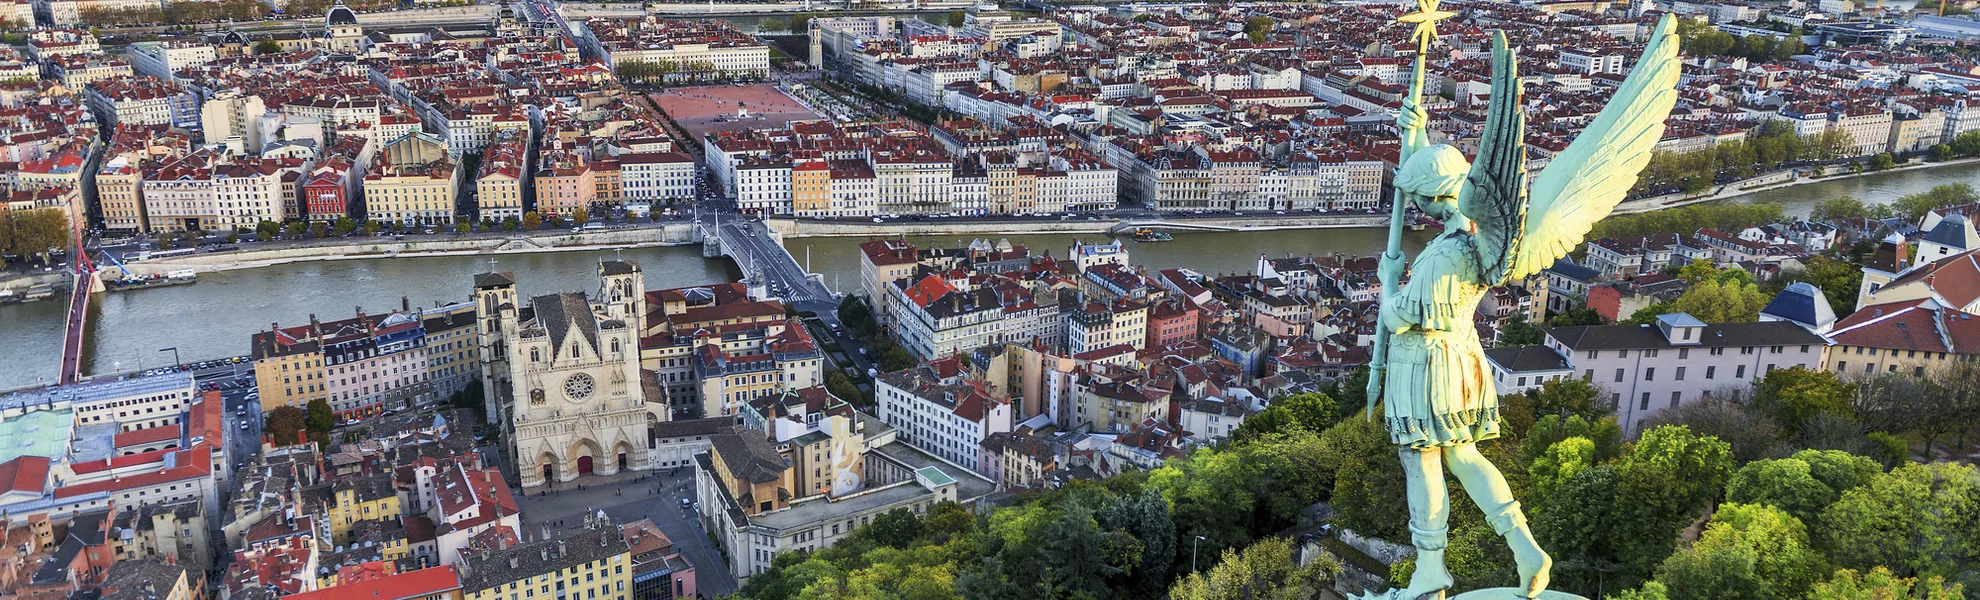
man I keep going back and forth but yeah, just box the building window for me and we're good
[1736,365,1746,378]
[1644,368,1655,381]
[1639,392,1650,411]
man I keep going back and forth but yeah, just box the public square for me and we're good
[649,84,823,139]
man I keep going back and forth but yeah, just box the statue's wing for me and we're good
[1505,14,1685,282]
[1461,30,1528,287]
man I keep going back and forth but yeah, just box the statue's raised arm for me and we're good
[1465,14,1685,286]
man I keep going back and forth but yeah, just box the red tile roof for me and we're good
[285,565,461,600]
[0,456,50,495]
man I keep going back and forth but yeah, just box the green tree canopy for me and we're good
[1806,566,1966,600]
[1751,366,1855,437]
[1652,503,1827,600]
[1168,536,1338,600]
[1817,462,1980,581]
[1230,392,1341,444]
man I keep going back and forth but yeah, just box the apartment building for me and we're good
[250,306,441,419]
[1541,313,1828,432]
[876,363,1013,474]
[620,152,696,203]
[1825,298,1980,379]
[475,130,529,221]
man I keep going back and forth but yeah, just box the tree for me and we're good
[1230,392,1341,443]
[824,370,865,407]
[874,340,917,372]
[252,39,282,55]
[265,406,307,445]
[1811,196,1869,221]
[1168,536,1338,600]
[1497,315,1543,346]
[455,221,470,233]
[1869,153,1895,171]
[1534,425,1735,595]
[1644,397,1782,465]
[1751,366,1855,437]
[1931,144,1954,162]
[947,9,965,27]
[1765,255,1864,315]
[333,216,356,236]
[1954,130,1980,157]
[1892,183,1979,221]
[284,221,307,237]
[1243,16,1273,43]
[1670,276,1767,323]
[838,295,877,339]
[501,216,520,231]
[1807,567,1965,600]
[572,206,590,226]
[1323,415,1411,541]
[305,398,336,433]
[1652,503,1826,600]
[1817,461,1980,581]
[1727,449,1882,525]
[1527,378,1610,423]
[522,211,543,230]
[1623,300,1678,325]
[1519,414,1624,468]
[1096,489,1177,596]
[864,508,923,549]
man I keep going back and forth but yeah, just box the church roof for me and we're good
[532,293,598,356]
[326,0,359,26]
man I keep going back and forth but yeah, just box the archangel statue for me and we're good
[1358,13,1683,600]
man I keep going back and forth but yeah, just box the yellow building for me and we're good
[97,163,145,232]
[457,521,631,600]
[326,475,402,545]
[1825,298,1978,379]
[364,162,460,226]
[1075,374,1169,433]
[251,331,328,412]
[792,161,830,216]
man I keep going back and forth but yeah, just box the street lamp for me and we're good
[1193,535,1206,573]
[161,347,181,370]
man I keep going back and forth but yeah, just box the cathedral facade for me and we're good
[475,260,669,488]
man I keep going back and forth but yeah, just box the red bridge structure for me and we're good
[58,220,96,385]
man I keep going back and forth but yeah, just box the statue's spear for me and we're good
[1367,0,1453,420]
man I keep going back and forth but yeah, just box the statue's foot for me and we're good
[1506,527,1552,598]
[1393,548,1452,600]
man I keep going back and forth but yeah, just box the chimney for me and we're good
[557,539,566,557]
[402,296,410,313]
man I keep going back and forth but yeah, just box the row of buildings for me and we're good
[12,2,741,234]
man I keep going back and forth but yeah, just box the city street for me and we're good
[516,470,738,597]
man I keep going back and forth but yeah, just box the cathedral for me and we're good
[475,260,670,488]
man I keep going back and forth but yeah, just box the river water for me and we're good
[0,248,736,391]
[3,159,1977,390]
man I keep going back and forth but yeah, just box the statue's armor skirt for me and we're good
[1383,328,1501,448]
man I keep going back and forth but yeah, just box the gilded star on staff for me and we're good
[1397,0,1456,49]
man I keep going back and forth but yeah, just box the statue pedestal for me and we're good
[1450,590,1589,600]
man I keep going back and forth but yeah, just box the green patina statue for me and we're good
[1357,7,1683,600]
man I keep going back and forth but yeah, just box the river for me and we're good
[0,247,736,391]
[3,158,1976,390]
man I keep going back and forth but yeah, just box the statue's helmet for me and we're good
[1396,144,1467,219]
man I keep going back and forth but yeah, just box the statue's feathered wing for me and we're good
[1468,14,1685,285]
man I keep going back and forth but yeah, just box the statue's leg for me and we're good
[1397,446,1452,599]
[1443,443,1551,598]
